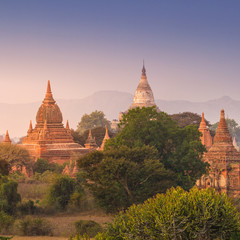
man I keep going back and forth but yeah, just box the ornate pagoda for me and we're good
[21,81,89,164]
[197,109,240,197]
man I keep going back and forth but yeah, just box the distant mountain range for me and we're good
[0,91,239,138]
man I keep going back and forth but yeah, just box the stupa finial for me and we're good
[43,80,55,104]
[3,130,11,144]
[66,120,70,130]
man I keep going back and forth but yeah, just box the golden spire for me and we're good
[3,130,11,144]
[100,125,110,150]
[213,109,232,144]
[43,80,55,104]
[28,120,33,133]
[66,120,70,130]
[199,112,207,129]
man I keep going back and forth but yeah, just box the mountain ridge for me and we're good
[1,91,239,138]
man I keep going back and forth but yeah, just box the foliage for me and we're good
[33,158,65,174]
[0,160,9,176]
[210,118,240,143]
[0,143,32,170]
[72,126,116,146]
[170,112,210,128]
[78,145,174,212]
[0,237,13,240]
[0,211,14,233]
[96,187,240,240]
[106,107,208,191]
[17,200,37,215]
[46,174,85,210]
[75,220,103,237]
[69,234,91,240]
[18,216,53,236]
[77,110,111,134]
[0,175,21,215]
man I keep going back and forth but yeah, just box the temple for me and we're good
[84,130,98,149]
[3,130,12,145]
[21,81,89,164]
[198,113,212,150]
[197,109,240,197]
[129,64,157,109]
[117,64,158,124]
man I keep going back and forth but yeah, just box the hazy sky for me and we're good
[1,0,240,103]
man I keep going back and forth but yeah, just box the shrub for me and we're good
[46,175,75,210]
[96,187,240,240]
[18,216,53,236]
[69,234,90,240]
[17,200,37,215]
[75,220,103,238]
[0,175,21,215]
[0,211,14,233]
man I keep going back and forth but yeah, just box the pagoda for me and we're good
[129,64,157,110]
[3,130,12,145]
[21,81,89,164]
[197,109,240,197]
[198,113,212,150]
[84,130,98,149]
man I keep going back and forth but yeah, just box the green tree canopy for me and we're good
[78,145,174,212]
[106,107,208,190]
[96,187,240,240]
[0,175,21,215]
[0,144,32,170]
[77,111,111,134]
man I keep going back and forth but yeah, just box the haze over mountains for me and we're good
[1,91,239,138]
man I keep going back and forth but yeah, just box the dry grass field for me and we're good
[4,237,68,240]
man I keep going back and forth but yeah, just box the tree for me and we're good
[72,126,116,146]
[0,160,9,176]
[0,175,21,215]
[46,174,85,210]
[170,112,210,128]
[0,144,32,170]
[78,145,174,212]
[106,107,208,190]
[77,111,111,134]
[33,158,65,174]
[96,187,240,240]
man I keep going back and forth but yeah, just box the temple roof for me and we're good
[85,130,98,149]
[213,109,232,144]
[100,125,110,150]
[36,81,63,124]
[129,64,156,109]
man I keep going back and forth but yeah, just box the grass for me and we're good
[18,182,49,200]
[3,237,68,240]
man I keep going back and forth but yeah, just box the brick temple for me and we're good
[197,109,240,197]
[21,81,89,164]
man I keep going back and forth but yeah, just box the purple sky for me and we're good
[1,0,240,103]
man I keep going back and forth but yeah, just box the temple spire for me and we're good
[100,125,110,150]
[28,120,33,133]
[142,60,146,76]
[213,109,232,144]
[3,130,11,144]
[43,80,55,104]
[66,120,70,130]
[199,112,207,129]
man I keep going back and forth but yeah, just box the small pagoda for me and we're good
[198,112,212,150]
[21,81,89,164]
[197,109,240,197]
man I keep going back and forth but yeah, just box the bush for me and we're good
[18,216,53,236]
[17,200,37,215]
[75,220,103,238]
[0,211,14,233]
[0,175,21,215]
[33,158,65,174]
[96,187,240,240]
